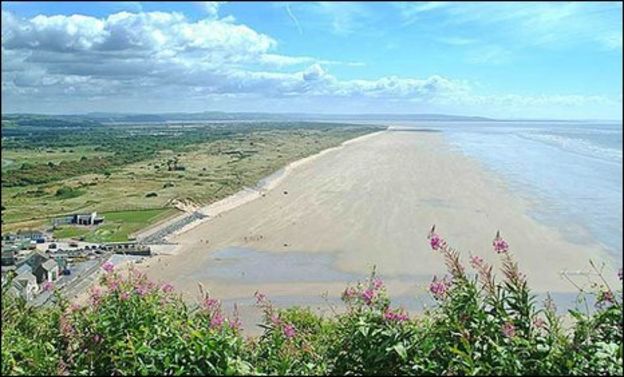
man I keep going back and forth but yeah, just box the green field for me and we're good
[2,121,380,237]
[52,208,177,242]
[1,146,110,172]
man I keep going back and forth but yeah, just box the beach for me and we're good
[139,129,618,330]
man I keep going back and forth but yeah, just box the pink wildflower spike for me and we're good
[470,255,484,269]
[93,334,102,344]
[161,283,174,293]
[210,311,225,329]
[533,317,546,329]
[384,308,409,322]
[283,324,296,338]
[230,304,242,330]
[59,314,74,338]
[101,261,114,273]
[254,291,267,304]
[372,277,384,290]
[492,231,509,254]
[120,292,130,301]
[596,290,614,307]
[342,286,356,300]
[90,287,102,305]
[270,314,282,326]
[202,297,219,311]
[135,285,148,297]
[361,288,375,305]
[42,281,54,292]
[429,233,443,251]
[502,322,516,338]
[429,277,448,300]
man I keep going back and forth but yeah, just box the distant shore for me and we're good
[138,129,618,331]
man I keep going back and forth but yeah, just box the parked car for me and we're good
[49,243,57,249]
[69,241,79,247]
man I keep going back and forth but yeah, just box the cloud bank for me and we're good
[1,8,621,119]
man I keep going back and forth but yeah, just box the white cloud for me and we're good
[200,1,226,18]
[1,9,621,119]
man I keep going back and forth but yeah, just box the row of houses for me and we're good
[4,251,62,301]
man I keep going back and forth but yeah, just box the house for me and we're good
[8,271,39,301]
[36,259,59,283]
[53,212,104,227]
[16,251,59,284]
[1,249,16,266]
[73,212,104,226]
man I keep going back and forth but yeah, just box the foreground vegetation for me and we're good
[2,117,379,235]
[2,228,621,375]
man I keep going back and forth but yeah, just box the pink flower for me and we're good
[202,297,219,311]
[135,285,148,297]
[372,277,384,290]
[210,312,224,329]
[429,233,443,251]
[93,334,103,344]
[429,277,448,299]
[501,322,516,338]
[42,281,54,292]
[596,290,614,307]
[361,289,375,305]
[229,304,242,330]
[120,292,130,301]
[161,283,174,293]
[492,232,509,253]
[59,314,74,338]
[101,262,114,273]
[470,255,484,269]
[90,287,102,306]
[69,303,81,313]
[270,314,282,326]
[254,291,267,304]
[342,287,356,301]
[384,308,409,322]
[533,317,546,329]
[283,324,296,338]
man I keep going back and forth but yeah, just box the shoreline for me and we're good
[142,130,387,246]
[127,129,616,334]
[139,130,618,296]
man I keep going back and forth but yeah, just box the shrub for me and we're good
[54,186,84,200]
[1,228,621,375]
[145,192,158,198]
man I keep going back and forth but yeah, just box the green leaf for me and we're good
[393,343,407,361]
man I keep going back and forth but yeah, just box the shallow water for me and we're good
[391,121,622,261]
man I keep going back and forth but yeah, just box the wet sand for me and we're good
[139,130,617,332]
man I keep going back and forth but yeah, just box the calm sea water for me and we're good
[391,121,622,261]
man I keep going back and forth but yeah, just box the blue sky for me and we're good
[2,1,622,119]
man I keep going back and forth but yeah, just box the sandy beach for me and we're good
[138,129,618,330]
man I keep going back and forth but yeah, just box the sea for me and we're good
[388,120,623,262]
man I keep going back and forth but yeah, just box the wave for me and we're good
[516,132,622,164]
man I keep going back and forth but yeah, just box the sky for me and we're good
[1,1,622,119]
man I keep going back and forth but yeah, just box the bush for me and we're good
[145,192,158,198]
[54,186,84,200]
[1,229,622,375]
